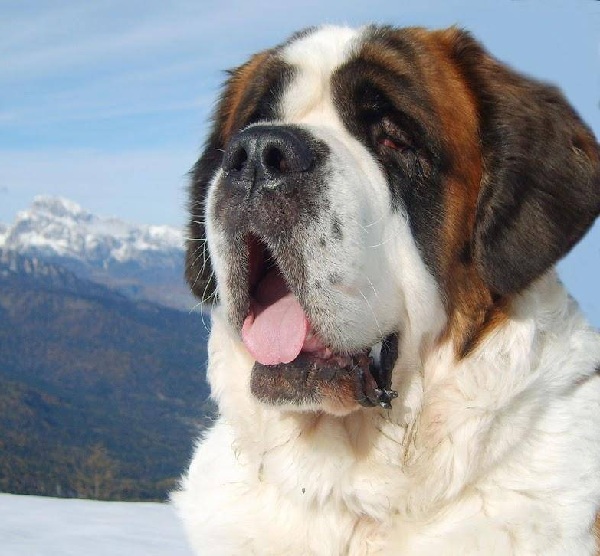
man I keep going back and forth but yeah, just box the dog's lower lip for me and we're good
[251,338,398,409]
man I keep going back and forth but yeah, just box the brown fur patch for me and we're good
[345,28,508,356]
[357,38,443,137]
[207,49,292,149]
[573,128,600,165]
[415,28,508,355]
[219,51,272,143]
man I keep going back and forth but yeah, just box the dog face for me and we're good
[187,26,600,415]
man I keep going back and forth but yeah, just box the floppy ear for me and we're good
[450,30,600,295]
[185,136,221,302]
[185,51,274,301]
[185,50,285,301]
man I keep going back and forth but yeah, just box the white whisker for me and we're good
[362,214,384,229]
[358,288,383,337]
[366,276,380,299]
[188,245,206,270]
[367,236,394,248]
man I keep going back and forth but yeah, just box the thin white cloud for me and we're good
[2,97,210,129]
[0,111,17,123]
[0,2,258,129]
[0,1,267,81]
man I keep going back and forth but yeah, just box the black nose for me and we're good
[221,125,315,194]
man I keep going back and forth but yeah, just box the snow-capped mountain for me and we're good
[0,196,195,310]
[1,196,183,264]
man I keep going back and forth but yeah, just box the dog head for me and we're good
[186,26,600,415]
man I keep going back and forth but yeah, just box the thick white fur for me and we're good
[173,26,600,555]
[175,274,600,555]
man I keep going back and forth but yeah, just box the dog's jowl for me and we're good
[173,26,600,556]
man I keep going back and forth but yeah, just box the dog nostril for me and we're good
[264,147,288,174]
[230,147,248,172]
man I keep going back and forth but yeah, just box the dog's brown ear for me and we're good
[448,29,600,296]
[185,50,277,301]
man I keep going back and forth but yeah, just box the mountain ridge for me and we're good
[0,196,195,310]
[2,195,183,260]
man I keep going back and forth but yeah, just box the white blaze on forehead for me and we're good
[280,26,363,122]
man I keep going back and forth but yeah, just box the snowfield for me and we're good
[0,493,194,556]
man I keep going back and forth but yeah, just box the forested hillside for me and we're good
[0,250,212,500]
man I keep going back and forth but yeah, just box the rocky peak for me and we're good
[0,197,193,311]
[0,196,184,263]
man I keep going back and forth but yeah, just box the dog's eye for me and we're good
[378,135,412,152]
[377,118,415,154]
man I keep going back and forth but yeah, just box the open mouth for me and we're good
[241,234,398,410]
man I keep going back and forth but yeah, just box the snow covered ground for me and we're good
[0,493,194,556]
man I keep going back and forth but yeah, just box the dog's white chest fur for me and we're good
[174,275,600,555]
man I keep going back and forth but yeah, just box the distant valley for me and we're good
[0,199,212,501]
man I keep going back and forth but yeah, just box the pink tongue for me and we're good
[242,270,310,365]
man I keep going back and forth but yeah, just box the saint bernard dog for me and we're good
[173,25,600,555]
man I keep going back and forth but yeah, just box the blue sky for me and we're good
[0,0,598,323]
